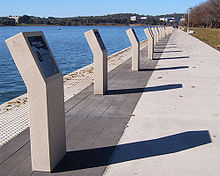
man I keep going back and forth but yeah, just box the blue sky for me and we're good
[0,0,205,17]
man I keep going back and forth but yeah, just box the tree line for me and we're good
[0,13,183,26]
[187,0,220,28]
[0,17,16,26]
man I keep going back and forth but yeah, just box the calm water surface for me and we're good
[0,26,147,104]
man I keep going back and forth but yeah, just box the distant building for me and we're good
[130,16,137,21]
[140,16,147,20]
[130,16,147,21]
[179,17,185,22]
[8,16,19,23]
[159,17,165,21]
[159,17,175,23]
[179,16,185,24]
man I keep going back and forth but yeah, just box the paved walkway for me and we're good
[2,29,219,176]
[0,35,169,176]
[0,41,140,147]
[104,29,220,176]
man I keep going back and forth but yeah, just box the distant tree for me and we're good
[18,15,31,24]
[188,0,220,28]
[1,13,187,26]
[0,17,16,26]
[66,19,72,26]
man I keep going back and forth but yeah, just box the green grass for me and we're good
[190,28,220,51]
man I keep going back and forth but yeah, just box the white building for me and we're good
[159,17,175,22]
[130,16,147,21]
[180,17,185,22]
[130,16,137,21]
[8,16,19,23]
[141,16,147,20]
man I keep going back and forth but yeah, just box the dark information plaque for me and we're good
[94,31,106,50]
[27,36,59,78]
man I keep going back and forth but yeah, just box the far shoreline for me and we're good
[0,24,161,27]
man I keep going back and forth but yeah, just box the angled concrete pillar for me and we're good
[126,28,140,71]
[164,27,167,36]
[160,27,163,39]
[144,28,154,60]
[164,27,168,36]
[154,27,159,43]
[84,29,107,95]
[168,27,171,34]
[149,28,156,52]
[162,27,166,38]
[158,27,162,40]
[163,27,166,37]
[6,32,66,172]
[151,27,157,45]
[169,27,171,34]
[168,27,173,34]
[165,27,169,35]
[152,28,156,44]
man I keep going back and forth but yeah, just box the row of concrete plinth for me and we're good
[4,26,173,173]
[145,26,173,60]
[85,26,174,95]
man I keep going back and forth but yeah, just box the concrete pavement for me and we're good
[1,29,219,176]
[103,29,220,176]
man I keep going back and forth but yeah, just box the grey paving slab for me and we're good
[31,172,51,176]
[0,128,29,164]
[0,142,31,176]
[71,115,133,176]
[64,86,92,113]
[8,158,32,176]
[0,36,170,176]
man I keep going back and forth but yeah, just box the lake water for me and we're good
[0,26,148,104]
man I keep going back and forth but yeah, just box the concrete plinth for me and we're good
[84,29,108,95]
[6,32,66,172]
[126,28,140,71]
[154,27,159,43]
[151,28,157,45]
[144,28,154,60]
[158,27,162,40]
[162,27,166,38]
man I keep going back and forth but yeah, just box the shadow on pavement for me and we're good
[155,46,178,49]
[140,66,189,71]
[154,50,183,53]
[53,130,211,172]
[107,84,183,95]
[154,56,190,60]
